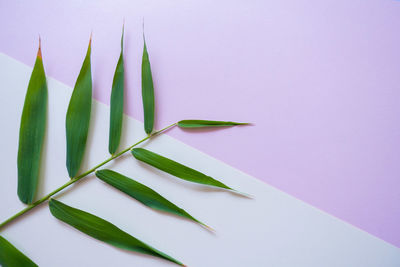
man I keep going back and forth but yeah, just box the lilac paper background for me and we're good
[1,0,400,246]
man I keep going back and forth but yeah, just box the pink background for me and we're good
[1,0,399,247]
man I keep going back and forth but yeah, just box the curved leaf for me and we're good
[131,148,233,190]
[66,38,92,177]
[108,27,125,155]
[141,35,155,135]
[17,40,47,204]
[178,120,249,128]
[0,235,37,267]
[95,169,209,228]
[49,199,184,266]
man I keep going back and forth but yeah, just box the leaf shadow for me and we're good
[130,153,249,200]
[117,113,138,154]
[78,96,99,176]
[51,174,96,203]
[103,152,131,171]
[116,249,181,267]
[98,179,215,235]
[35,97,50,202]
[50,216,182,267]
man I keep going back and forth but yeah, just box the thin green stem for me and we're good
[0,122,177,230]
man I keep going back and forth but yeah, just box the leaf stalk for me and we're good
[0,122,177,230]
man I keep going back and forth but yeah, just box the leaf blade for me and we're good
[17,40,47,204]
[131,148,233,190]
[95,169,207,227]
[0,235,38,267]
[178,120,249,128]
[141,36,155,135]
[66,38,92,177]
[108,27,125,155]
[49,199,184,266]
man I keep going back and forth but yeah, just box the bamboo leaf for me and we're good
[178,120,249,128]
[95,169,210,229]
[131,148,233,190]
[49,199,184,266]
[66,37,92,178]
[17,39,47,204]
[108,26,125,155]
[141,34,155,135]
[0,235,38,267]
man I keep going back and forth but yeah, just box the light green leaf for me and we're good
[95,169,211,229]
[141,35,155,135]
[178,120,249,128]
[131,148,233,190]
[66,38,92,178]
[108,27,125,155]
[49,199,184,266]
[17,40,47,204]
[0,235,37,267]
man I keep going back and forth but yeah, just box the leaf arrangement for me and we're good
[0,27,249,266]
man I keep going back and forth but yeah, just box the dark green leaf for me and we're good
[141,35,155,135]
[95,169,210,229]
[49,199,184,266]
[17,40,47,204]
[131,148,233,191]
[108,27,125,155]
[66,38,92,178]
[0,235,37,267]
[178,120,249,128]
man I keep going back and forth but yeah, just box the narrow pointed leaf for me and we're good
[49,199,184,266]
[0,235,38,267]
[108,27,125,154]
[96,169,208,227]
[178,120,249,128]
[141,36,155,135]
[131,148,233,190]
[66,38,92,177]
[17,40,47,204]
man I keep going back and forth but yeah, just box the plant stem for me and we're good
[0,122,177,230]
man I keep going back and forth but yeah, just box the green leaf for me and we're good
[66,38,92,178]
[0,235,38,267]
[17,40,47,204]
[141,35,155,135]
[95,169,211,229]
[108,27,125,155]
[49,199,184,266]
[178,120,249,128]
[131,148,233,191]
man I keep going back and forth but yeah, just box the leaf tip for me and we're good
[232,189,253,199]
[37,35,42,59]
[200,223,215,233]
[121,19,125,44]
[142,18,147,45]
[89,32,93,47]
